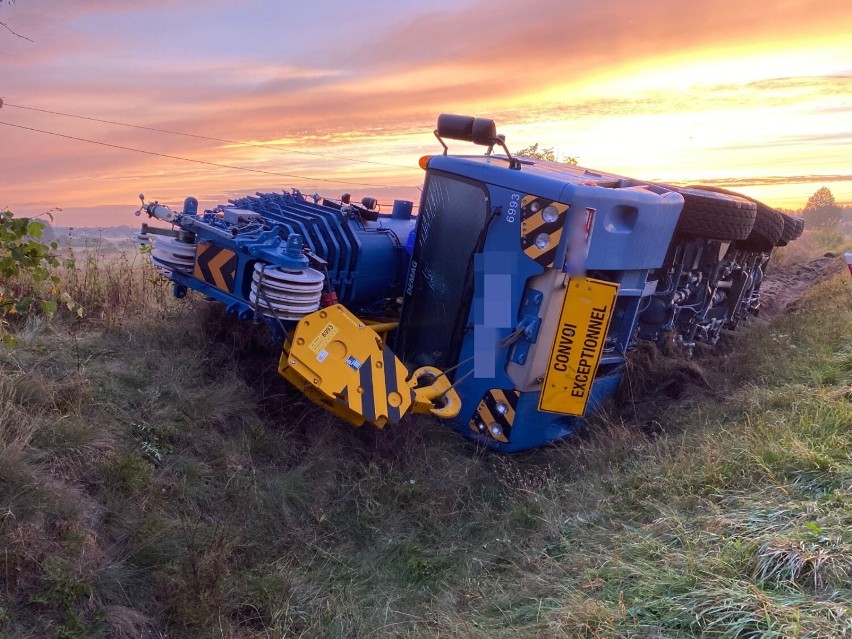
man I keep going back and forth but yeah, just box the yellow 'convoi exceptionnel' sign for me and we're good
[538,277,619,416]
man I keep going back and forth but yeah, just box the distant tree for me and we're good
[803,186,842,229]
[517,142,578,166]
[804,186,836,211]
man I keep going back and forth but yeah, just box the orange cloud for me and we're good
[2,0,850,225]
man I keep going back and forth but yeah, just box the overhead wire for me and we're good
[0,120,398,188]
[1,101,419,171]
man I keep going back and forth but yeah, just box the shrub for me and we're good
[0,209,80,344]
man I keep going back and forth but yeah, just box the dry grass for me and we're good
[773,227,852,268]
[1,244,851,638]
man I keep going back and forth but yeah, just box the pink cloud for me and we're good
[2,0,851,223]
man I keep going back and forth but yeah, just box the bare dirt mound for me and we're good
[759,254,846,321]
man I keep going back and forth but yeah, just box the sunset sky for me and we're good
[1,0,850,227]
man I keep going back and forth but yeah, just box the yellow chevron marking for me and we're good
[471,398,509,443]
[370,357,388,427]
[524,226,563,261]
[521,199,568,235]
[521,198,570,266]
[521,209,546,236]
[279,362,367,427]
[193,242,212,281]
[491,389,516,425]
[347,383,363,415]
[389,358,410,410]
[470,398,493,433]
[208,247,236,291]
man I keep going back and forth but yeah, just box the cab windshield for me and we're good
[395,170,490,370]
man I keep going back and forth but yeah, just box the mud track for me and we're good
[759,254,846,321]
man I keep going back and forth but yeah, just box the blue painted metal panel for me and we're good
[396,156,684,451]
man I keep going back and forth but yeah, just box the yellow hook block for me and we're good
[279,305,462,428]
[409,366,462,419]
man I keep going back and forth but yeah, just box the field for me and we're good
[1,241,851,638]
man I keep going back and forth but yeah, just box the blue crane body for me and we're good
[135,114,803,452]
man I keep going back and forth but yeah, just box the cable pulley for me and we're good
[250,263,324,320]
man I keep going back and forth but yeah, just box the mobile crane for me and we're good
[135,114,803,451]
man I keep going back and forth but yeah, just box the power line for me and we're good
[2,101,419,171]
[0,21,33,42]
[0,120,398,188]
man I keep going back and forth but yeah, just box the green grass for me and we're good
[1,251,851,638]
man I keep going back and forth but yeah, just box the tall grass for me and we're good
[58,240,175,329]
[1,245,850,638]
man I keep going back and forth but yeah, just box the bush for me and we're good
[0,209,79,344]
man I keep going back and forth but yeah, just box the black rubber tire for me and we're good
[776,214,805,247]
[684,185,782,250]
[670,186,757,241]
[737,202,784,251]
[792,216,805,239]
[776,213,797,246]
